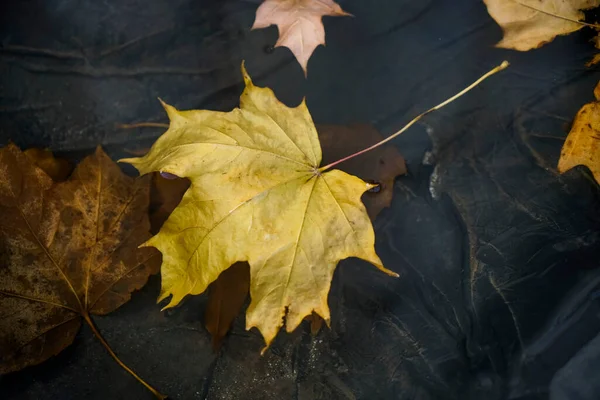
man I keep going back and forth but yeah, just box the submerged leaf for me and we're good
[483,0,600,51]
[0,145,160,393]
[149,172,190,233]
[558,81,600,184]
[318,124,407,219]
[121,64,397,350]
[252,0,351,75]
[308,312,324,336]
[205,262,250,350]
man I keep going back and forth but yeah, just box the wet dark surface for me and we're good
[1,0,600,399]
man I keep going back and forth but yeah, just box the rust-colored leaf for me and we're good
[558,81,600,183]
[204,262,250,350]
[0,144,164,398]
[23,147,73,182]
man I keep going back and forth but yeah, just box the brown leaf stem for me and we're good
[82,312,167,400]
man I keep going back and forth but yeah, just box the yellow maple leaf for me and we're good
[558,81,600,184]
[120,63,397,350]
[483,0,600,51]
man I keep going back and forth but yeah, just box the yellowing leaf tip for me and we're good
[117,156,137,165]
[136,239,152,249]
[116,157,148,176]
[240,60,253,87]
[158,98,179,121]
[374,262,399,278]
[157,292,177,310]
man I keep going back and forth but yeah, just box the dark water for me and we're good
[1,0,600,399]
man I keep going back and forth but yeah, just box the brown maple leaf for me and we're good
[0,144,164,398]
[252,0,351,75]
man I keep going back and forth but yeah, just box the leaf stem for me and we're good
[513,0,600,30]
[82,312,167,399]
[319,61,510,172]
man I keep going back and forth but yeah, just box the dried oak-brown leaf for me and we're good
[558,81,600,183]
[0,144,160,374]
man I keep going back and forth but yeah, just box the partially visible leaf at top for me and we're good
[558,81,600,184]
[0,145,161,396]
[483,0,600,51]
[252,0,351,75]
[120,64,397,350]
